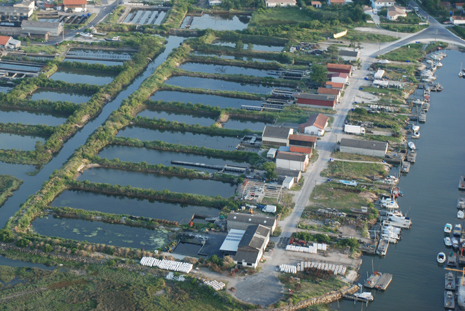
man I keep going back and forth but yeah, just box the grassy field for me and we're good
[380,42,448,62]
[321,160,387,181]
[278,272,346,305]
[309,182,372,212]
[0,264,252,310]
[330,151,384,162]
[250,7,309,25]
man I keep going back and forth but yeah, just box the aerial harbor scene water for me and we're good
[0,0,463,309]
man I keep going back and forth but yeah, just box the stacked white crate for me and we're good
[204,280,226,290]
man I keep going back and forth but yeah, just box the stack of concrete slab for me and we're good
[297,261,347,276]
[204,280,226,290]
[279,264,297,274]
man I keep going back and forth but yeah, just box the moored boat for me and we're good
[445,237,452,247]
[458,277,465,310]
[445,272,456,290]
[458,197,465,209]
[401,162,410,173]
[445,223,452,233]
[438,252,447,264]
[412,132,420,139]
[459,210,464,219]
[408,142,416,150]
[353,292,374,301]
[448,251,457,266]
[445,290,455,309]
[459,175,465,190]
[454,224,463,236]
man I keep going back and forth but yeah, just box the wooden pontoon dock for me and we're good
[364,272,393,290]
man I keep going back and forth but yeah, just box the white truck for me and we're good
[344,124,365,135]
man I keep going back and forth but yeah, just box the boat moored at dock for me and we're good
[445,223,452,233]
[448,251,457,267]
[445,272,456,290]
[438,252,447,264]
[364,271,393,290]
[445,290,455,309]
[459,176,465,191]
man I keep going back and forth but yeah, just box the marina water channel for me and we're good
[337,50,465,310]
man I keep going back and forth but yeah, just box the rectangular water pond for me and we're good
[164,76,275,94]
[181,14,250,30]
[117,126,241,151]
[179,62,273,77]
[0,108,68,126]
[0,161,36,177]
[51,190,219,224]
[77,167,236,197]
[32,216,169,249]
[64,58,124,66]
[97,145,244,170]
[191,52,274,63]
[151,90,264,109]
[124,9,166,25]
[0,133,45,151]
[51,68,116,86]
[223,118,270,132]
[137,109,216,126]
[30,89,92,104]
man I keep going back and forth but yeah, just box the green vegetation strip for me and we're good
[0,175,22,207]
[87,156,238,183]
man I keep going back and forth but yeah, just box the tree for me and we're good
[326,44,339,58]
[262,162,277,180]
[310,64,328,85]
[0,229,14,242]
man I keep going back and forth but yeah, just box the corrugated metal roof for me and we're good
[220,229,246,252]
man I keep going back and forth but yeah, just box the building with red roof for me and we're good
[63,0,87,12]
[326,63,352,76]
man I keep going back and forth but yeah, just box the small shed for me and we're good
[267,148,277,159]
[374,69,385,79]
[282,176,295,189]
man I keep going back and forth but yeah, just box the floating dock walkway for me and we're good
[171,160,248,173]
[364,272,393,290]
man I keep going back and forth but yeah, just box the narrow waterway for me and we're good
[0,36,185,228]
[337,50,465,310]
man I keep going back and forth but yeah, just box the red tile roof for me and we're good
[332,72,348,78]
[298,113,329,131]
[289,134,317,143]
[318,87,340,95]
[64,0,87,5]
[326,81,345,89]
[0,36,10,46]
[289,146,313,154]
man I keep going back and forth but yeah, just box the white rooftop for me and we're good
[220,229,246,252]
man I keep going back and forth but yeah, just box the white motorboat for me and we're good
[438,252,447,264]
[412,125,420,132]
[454,224,463,236]
[412,132,420,139]
[453,237,460,249]
[408,142,416,150]
[445,237,452,247]
[459,210,464,219]
[445,223,453,233]
[388,215,412,228]
[353,292,374,301]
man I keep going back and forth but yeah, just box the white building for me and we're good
[233,225,270,268]
[0,36,21,49]
[298,113,330,136]
[282,176,295,189]
[262,126,293,147]
[374,69,385,79]
[339,138,388,158]
[267,148,277,159]
[227,212,277,233]
[371,0,396,10]
[387,5,406,20]
[208,0,222,5]
[265,0,296,7]
[451,16,465,25]
[276,151,309,171]
[331,72,349,84]
[21,21,64,37]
